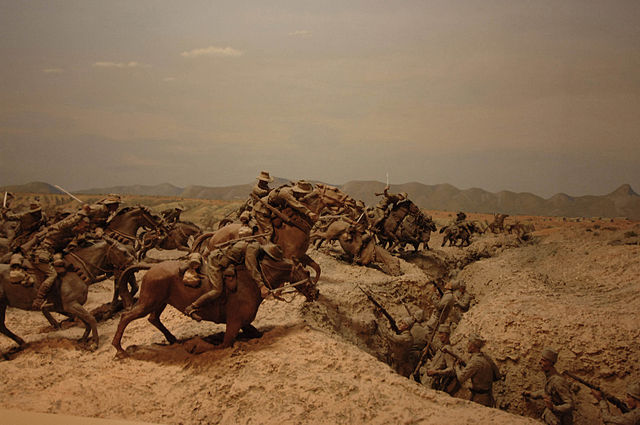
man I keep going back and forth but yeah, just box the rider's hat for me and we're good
[101,194,121,205]
[292,180,313,194]
[257,171,274,182]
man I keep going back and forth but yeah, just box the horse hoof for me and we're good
[114,350,129,360]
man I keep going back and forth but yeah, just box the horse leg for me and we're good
[0,302,26,348]
[41,308,62,329]
[112,301,156,358]
[219,319,242,349]
[147,303,177,345]
[63,300,99,351]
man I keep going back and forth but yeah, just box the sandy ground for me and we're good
[0,214,638,424]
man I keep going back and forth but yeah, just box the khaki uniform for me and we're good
[450,290,472,324]
[426,289,455,330]
[598,400,640,425]
[531,371,574,425]
[456,352,499,407]
[3,207,45,235]
[421,344,457,393]
[40,214,84,253]
[187,241,263,312]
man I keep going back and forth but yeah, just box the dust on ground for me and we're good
[1,213,638,424]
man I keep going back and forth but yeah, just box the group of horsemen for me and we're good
[2,175,636,425]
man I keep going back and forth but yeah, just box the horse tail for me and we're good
[116,262,153,306]
[191,232,214,253]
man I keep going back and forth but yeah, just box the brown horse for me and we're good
[0,264,98,352]
[111,256,315,358]
[375,200,421,252]
[105,206,166,246]
[196,183,351,283]
[63,237,138,310]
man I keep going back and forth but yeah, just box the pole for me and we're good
[54,185,85,204]
[2,192,7,208]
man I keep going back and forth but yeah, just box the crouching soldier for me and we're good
[421,324,458,395]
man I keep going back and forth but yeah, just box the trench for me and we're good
[299,234,531,378]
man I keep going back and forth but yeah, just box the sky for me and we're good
[0,0,639,198]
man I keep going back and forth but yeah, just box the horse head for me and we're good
[308,183,351,214]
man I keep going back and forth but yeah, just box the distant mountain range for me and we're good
[2,180,639,220]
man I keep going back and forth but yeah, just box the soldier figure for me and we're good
[426,281,456,333]
[523,348,574,425]
[239,171,274,221]
[30,211,91,309]
[185,242,282,320]
[455,211,467,223]
[422,324,458,395]
[591,382,640,425]
[161,205,183,225]
[86,194,121,230]
[450,282,473,325]
[3,201,46,239]
[371,186,408,229]
[455,333,502,407]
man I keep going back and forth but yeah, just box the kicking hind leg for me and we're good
[147,303,177,345]
[63,300,99,351]
[0,303,26,348]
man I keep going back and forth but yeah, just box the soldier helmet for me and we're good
[398,316,416,332]
[239,211,251,223]
[627,382,640,401]
[437,324,451,334]
[262,243,284,261]
[176,204,184,211]
[468,333,486,348]
[237,226,252,238]
[9,253,24,266]
[292,180,313,194]
[257,171,274,182]
[541,348,558,364]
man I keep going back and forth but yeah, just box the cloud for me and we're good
[42,68,64,74]
[92,61,146,68]
[180,46,243,58]
[288,30,311,37]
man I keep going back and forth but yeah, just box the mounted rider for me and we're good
[238,171,274,220]
[2,201,47,242]
[370,185,408,229]
[184,239,283,320]
[253,180,318,237]
[160,205,183,225]
[85,194,121,231]
[30,209,91,309]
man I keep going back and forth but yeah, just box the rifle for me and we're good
[562,371,630,413]
[210,232,270,249]
[250,194,292,224]
[411,303,448,381]
[357,285,400,334]
[442,346,467,367]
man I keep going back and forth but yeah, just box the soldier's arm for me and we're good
[278,190,313,216]
[456,355,481,384]
[549,377,574,414]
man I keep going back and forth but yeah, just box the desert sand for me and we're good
[1,212,638,425]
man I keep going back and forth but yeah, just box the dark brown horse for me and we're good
[375,200,421,252]
[137,221,202,260]
[63,237,138,310]
[105,206,166,246]
[111,256,315,358]
[0,263,98,352]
